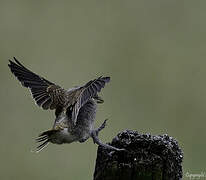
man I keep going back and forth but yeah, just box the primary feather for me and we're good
[8,57,110,125]
[8,57,67,110]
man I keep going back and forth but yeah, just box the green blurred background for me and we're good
[1,0,205,179]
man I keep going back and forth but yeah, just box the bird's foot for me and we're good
[96,119,108,134]
[91,119,107,143]
[91,119,125,152]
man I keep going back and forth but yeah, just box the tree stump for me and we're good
[93,130,183,180]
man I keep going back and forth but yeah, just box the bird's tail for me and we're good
[34,129,58,153]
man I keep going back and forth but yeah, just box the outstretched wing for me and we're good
[8,57,67,110]
[69,76,110,125]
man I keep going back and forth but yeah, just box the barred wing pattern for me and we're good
[71,76,110,125]
[8,57,67,110]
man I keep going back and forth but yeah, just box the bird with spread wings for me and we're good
[8,57,123,152]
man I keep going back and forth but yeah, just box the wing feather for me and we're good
[8,57,67,110]
[70,76,110,125]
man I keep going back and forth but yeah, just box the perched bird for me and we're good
[8,57,123,152]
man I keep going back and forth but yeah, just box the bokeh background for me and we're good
[0,0,205,179]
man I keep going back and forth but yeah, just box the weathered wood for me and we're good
[93,130,183,180]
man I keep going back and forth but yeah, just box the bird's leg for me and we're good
[91,119,125,151]
[79,120,107,143]
[95,119,108,136]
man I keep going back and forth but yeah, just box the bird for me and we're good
[8,57,123,152]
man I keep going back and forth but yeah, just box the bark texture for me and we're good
[93,130,183,180]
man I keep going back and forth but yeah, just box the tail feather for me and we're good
[35,135,48,142]
[35,129,58,153]
[36,140,49,153]
[38,129,58,137]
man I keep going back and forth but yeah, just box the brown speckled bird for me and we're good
[8,57,123,152]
